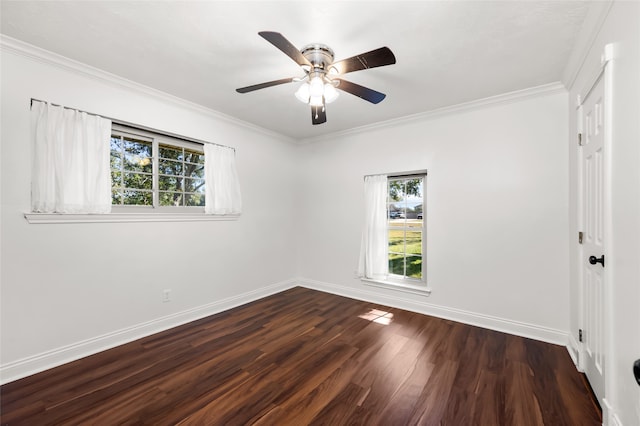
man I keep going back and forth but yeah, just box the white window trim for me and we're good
[24,211,239,224]
[111,125,207,209]
[361,170,429,295]
[388,172,427,282]
[361,277,432,296]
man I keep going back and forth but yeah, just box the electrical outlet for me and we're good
[162,289,171,303]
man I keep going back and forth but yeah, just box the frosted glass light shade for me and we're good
[309,76,324,97]
[295,83,310,103]
[324,83,339,103]
[309,95,324,107]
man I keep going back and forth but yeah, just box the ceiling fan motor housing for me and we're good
[301,44,335,74]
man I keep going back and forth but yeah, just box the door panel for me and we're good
[581,74,606,403]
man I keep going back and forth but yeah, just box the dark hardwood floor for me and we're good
[1,287,600,425]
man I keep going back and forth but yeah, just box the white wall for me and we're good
[0,42,298,382]
[567,2,640,425]
[296,89,571,342]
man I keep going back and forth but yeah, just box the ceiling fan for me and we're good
[236,32,396,125]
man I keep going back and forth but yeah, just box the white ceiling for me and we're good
[1,1,591,140]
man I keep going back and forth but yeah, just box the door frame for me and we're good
[575,43,614,418]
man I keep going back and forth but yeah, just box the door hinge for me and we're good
[579,329,583,342]
[578,231,583,244]
[578,133,583,146]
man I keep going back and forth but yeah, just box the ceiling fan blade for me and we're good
[259,31,312,68]
[236,77,295,93]
[334,78,386,104]
[311,105,327,125]
[331,47,396,74]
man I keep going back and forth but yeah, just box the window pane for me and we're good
[111,170,122,187]
[110,153,122,170]
[124,172,152,190]
[388,205,406,221]
[407,178,422,197]
[159,159,183,175]
[112,189,122,205]
[124,138,151,157]
[184,178,205,193]
[406,255,422,279]
[159,192,183,206]
[123,190,152,205]
[184,150,205,165]
[406,230,422,256]
[389,180,406,202]
[159,145,183,161]
[389,253,405,276]
[110,136,122,152]
[185,193,205,207]
[124,153,152,173]
[158,175,178,191]
[388,229,405,252]
[184,164,204,179]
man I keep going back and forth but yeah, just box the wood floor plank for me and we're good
[0,287,601,425]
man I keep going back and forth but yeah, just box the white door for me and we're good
[580,73,606,403]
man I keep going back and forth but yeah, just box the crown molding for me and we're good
[299,81,567,144]
[0,34,568,146]
[561,0,614,91]
[0,35,296,144]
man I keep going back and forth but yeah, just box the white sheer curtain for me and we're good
[358,174,389,280]
[31,101,112,213]
[204,144,242,214]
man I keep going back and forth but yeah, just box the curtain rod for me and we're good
[30,98,235,152]
[364,169,428,180]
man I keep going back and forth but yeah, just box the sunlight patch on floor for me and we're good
[359,309,394,325]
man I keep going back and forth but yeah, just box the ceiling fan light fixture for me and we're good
[236,32,396,125]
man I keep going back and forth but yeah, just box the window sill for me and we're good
[24,212,240,224]
[361,278,432,296]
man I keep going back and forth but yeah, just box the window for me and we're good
[387,175,425,281]
[110,125,205,209]
[27,100,242,223]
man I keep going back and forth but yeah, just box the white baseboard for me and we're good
[297,277,568,346]
[609,412,623,426]
[602,398,613,426]
[0,279,297,385]
[601,398,626,426]
[567,332,583,370]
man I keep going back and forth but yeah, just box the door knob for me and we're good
[589,255,605,267]
[634,359,640,386]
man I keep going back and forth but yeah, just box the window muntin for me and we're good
[387,176,425,281]
[110,127,205,209]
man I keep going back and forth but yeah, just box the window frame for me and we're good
[387,174,426,284]
[110,124,206,212]
[361,170,431,296]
